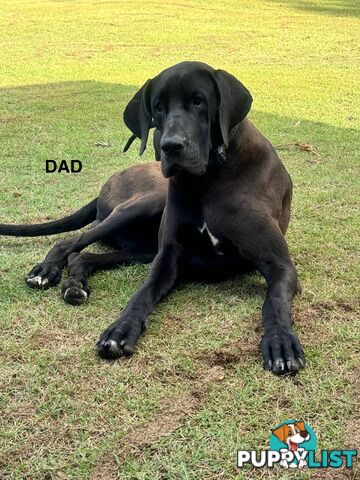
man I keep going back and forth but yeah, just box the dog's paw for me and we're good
[61,277,90,306]
[26,262,62,289]
[96,318,145,360]
[260,327,305,375]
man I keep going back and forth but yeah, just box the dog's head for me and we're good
[272,422,310,452]
[123,61,252,177]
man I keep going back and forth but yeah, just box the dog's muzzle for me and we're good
[160,135,185,156]
[160,154,206,177]
[160,141,206,177]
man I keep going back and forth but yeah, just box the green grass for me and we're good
[0,1,359,478]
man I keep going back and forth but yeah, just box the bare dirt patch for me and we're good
[293,299,359,347]
[90,363,227,477]
[26,328,86,351]
[198,336,259,368]
[294,299,357,320]
[121,394,198,453]
[90,392,198,478]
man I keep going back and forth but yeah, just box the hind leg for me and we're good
[62,245,157,305]
[26,237,80,288]
[26,193,163,289]
[26,225,123,290]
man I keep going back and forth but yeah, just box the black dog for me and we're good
[0,61,305,375]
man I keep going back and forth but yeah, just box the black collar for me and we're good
[208,144,227,171]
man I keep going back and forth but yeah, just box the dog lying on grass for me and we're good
[0,61,305,374]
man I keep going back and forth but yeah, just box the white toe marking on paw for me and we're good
[64,287,87,300]
[63,289,70,300]
[41,278,49,286]
[109,340,118,351]
[28,275,43,285]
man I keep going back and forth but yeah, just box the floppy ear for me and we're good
[214,69,253,148]
[272,424,288,443]
[295,421,306,431]
[123,79,152,155]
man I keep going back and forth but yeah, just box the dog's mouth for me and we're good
[161,161,182,177]
[161,155,207,178]
[162,163,206,178]
[160,143,207,178]
[289,440,298,452]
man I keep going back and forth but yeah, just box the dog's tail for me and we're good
[0,198,98,236]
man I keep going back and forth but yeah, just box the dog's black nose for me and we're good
[300,431,308,438]
[160,136,185,155]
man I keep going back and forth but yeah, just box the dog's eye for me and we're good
[156,103,164,112]
[193,95,202,106]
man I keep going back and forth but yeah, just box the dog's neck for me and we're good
[208,120,248,171]
[230,119,262,150]
[209,144,226,170]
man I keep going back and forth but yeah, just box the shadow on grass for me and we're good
[1,79,358,150]
[0,80,358,308]
[269,0,360,18]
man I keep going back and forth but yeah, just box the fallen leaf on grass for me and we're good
[276,141,320,157]
[93,141,111,147]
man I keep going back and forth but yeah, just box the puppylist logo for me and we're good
[237,420,357,470]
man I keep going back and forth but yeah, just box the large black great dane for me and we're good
[0,61,305,374]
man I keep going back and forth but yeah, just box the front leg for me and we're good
[259,257,305,374]
[219,210,305,375]
[96,243,184,359]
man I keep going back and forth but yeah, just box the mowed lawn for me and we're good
[0,1,359,478]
